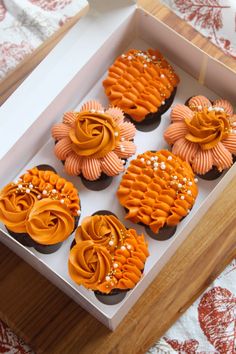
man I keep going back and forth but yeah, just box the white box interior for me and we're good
[1,5,236,330]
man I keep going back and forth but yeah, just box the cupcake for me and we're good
[68,213,149,305]
[51,100,136,190]
[164,95,236,180]
[117,150,198,240]
[103,49,179,131]
[0,167,81,253]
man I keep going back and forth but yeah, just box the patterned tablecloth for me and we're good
[0,1,235,353]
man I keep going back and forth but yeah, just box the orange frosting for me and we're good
[68,215,149,294]
[69,112,120,159]
[117,150,198,234]
[103,49,179,122]
[164,95,236,174]
[0,168,80,243]
[25,199,75,245]
[185,109,230,150]
[0,183,39,233]
[51,100,137,180]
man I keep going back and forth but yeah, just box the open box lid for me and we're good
[0,0,235,183]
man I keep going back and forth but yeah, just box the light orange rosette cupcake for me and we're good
[164,95,236,180]
[117,150,198,239]
[0,167,81,253]
[103,49,179,128]
[51,100,136,188]
[68,214,149,304]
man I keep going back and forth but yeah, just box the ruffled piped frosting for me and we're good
[103,49,179,122]
[164,96,236,174]
[0,168,80,244]
[68,214,149,294]
[51,100,137,180]
[117,150,198,234]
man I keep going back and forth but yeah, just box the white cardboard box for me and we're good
[0,0,236,330]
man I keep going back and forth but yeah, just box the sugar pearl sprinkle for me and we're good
[138,153,197,203]
[120,51,163,69]
[13,179,80,216]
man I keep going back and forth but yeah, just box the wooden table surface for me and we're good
[1,1,236,353]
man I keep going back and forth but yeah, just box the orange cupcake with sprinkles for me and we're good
[103,48,180,131]
[68,213,149,305]
[117,150,198,240]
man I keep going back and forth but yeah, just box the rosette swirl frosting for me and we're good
[185,109,230,150]
[0,168,80,245]
[51,100,137,180]
[164,96,236,174]
[68,240,112,289]
[26,199,75,245]
[0,183,39,233]
[69,112,119,159]
[75,214,126,249]
[68,215,149,294]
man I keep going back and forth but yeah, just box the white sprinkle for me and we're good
[188,181,193,186]
[153,162,159,167]
[160,74,165,78]
[198,105,202,110]
[180,196,185,200]
[143,64,147,68]
[187,190,192,195]
[160,164,166,170]
[183,177,187,183]
[90,109,95,113]
[178,183,183,189]
[121,246,126,251]
[29,184,33,189]
[146,160,151,165]
[26,189,30,194]
[127,244,132,250]
[77,210,81,216]
[18,184,23,189]
[113,263,118,269]
[194,178,198,183]
[173,175,178,180]
[140,158,145,163]
[121,137,125,141]
[52,189,57,194]
[154,167,158,171]
[167,156,172,161]
[109,240,114,246]
[154,156,158,161]
[208,106,213,111]
[162,100,165,105]
[232,130,236,134]
[147,58,151,62]
[37,195,41,200]
[42,190,47,195]
[128,55,132,60]
[232,122,236,127]
[105,276,111,282]
[60,199,65,204]
[150,156,155,161]
[121,54,125,58]
[114,132,119,137]
[152,55,156,59]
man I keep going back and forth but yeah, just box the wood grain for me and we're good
[1,1,236,354]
